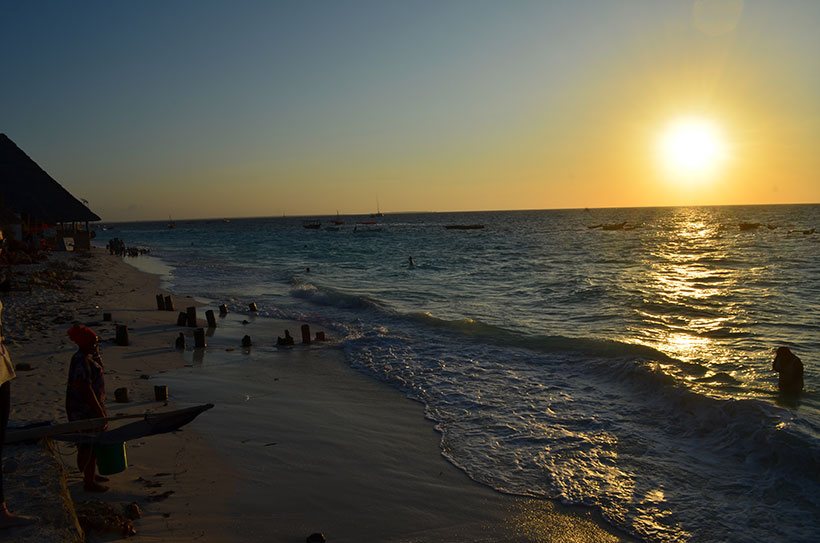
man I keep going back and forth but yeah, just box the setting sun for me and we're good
[657,117,728,181]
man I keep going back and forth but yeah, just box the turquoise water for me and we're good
[106,205,819,542]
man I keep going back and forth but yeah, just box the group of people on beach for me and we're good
[107,237,149,258]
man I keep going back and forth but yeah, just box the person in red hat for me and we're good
[65,324,109,492]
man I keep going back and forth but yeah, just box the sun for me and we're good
[657,117,728,181]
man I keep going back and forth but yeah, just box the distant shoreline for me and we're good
[96,201,820,225]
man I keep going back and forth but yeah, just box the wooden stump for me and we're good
[154,385,169,402]
[205,310,217,328]
[176,312,188,326]
[194,328,206,348]
[164,295,175,311]
[301,324,311,344]
[103,312,112,322]
[115,324,129,346]
[186,307,197,328]
[155,294,165,310]
[114,387,130,403]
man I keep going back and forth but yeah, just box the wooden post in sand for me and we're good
[301,324,311,344]
[103,312,112,322]
[114,387,129,403]
[205,310,217,329]
[177,312,188,326]
[115,324,129,346]
[186,307,197,328]
[164,295,175,311]
[156,294,165,310]
[154,385,169,402]
[194,328,206,348]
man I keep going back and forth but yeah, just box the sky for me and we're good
[1,0,818,221]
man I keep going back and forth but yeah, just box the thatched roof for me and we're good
[0,133,101,223]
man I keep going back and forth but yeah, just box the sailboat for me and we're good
[331,211,345,225]
[370,199,384,218]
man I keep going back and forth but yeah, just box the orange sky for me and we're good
[2,1,818,220]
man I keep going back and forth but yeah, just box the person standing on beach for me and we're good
[0,230,36,529]
[65,324,109,492]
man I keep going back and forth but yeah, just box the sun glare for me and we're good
[657,117,728,181]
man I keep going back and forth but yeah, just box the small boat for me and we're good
[302,220,321,229]
[330,211,345,225]
[444,224,485,230]
[370,199,384,218]
[6,404,214,445]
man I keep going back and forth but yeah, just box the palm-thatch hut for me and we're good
[0,133,100,250]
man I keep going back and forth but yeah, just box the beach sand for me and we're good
[2,249,634,542]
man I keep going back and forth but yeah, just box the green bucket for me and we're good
[94,442,128,475]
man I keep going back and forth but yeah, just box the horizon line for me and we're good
[100,201,819,224]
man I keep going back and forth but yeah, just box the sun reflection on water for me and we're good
[630,209,759,395]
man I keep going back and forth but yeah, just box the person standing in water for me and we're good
[772,346,804,395]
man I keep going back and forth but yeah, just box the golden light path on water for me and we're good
[631,210,766,396]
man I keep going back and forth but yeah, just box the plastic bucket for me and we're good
[94,442,128,475]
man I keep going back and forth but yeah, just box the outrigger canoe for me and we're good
[5,404,214,445]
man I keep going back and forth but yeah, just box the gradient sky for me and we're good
[1,0,818,221]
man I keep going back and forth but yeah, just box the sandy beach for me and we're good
[2,248,633,542]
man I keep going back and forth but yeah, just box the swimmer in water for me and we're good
[408,256,415,268]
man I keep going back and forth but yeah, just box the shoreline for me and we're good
[4,248,634,542]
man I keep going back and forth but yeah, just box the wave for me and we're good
[405,310,677,362]
[342,322,819,542]
[289,280,384,311]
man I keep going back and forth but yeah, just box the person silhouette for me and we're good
[772,346,804,395]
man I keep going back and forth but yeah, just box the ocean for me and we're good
[103,205,819,542]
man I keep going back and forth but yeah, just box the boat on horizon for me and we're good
[444,224,485,230]
[302,220,321,230]
[370,199,384,218]
[330,211,345,225]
